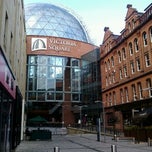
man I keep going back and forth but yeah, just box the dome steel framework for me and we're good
[25,3,90,42]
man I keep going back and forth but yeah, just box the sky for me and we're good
[24,0,152,46]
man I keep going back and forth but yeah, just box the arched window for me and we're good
[142,32,147,46]
[134,38,139,51]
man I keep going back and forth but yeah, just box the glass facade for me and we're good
[25,3,90,42]
[26,55,81,102]
[81,48,102,125]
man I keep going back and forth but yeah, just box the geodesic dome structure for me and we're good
[25,3,90,42]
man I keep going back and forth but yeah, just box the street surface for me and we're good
[15,134,152,152]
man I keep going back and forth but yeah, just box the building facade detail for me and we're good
[100,4,152,131]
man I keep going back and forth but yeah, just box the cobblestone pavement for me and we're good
[15,134,152,152]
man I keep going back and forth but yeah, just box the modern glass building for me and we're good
[81,48,102,125]
[25,3,100,127]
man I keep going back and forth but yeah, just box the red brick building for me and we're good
[100,4,152,131]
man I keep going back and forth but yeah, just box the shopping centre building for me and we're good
[0,1,152,151]
[25,3,101,128]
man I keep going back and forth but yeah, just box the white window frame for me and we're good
[123,66,127,77]
[143,32,148,46]
[118,51,121,63]
[136,58,141,71]
[122,48,126,60]
[146,79,152,97]
[130,62,135,74]
[134,38,139,52]
[145,53,150,67]
[120,89,124,103]
[119,69,123,79]
[137,82,143,99]
[125,87,129,102]
[129,42,133,55]
[150,27,152,42]
[132,84,137,100]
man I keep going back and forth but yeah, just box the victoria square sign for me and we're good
[32,37,77,52]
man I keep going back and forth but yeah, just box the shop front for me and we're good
[0,50,22,151]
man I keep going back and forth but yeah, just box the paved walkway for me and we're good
[15,134,152,152]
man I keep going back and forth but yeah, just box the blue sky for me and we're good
[24,0,152,45]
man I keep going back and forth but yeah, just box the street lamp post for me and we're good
[95,101,101,141]
[102,103,106,142]
[95,101,106,142]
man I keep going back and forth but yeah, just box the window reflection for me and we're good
[27,55,81,102]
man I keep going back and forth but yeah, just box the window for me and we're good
[105,62,107,72]
[142,32,147,46]
[106,94,108,102]
[109,74,111,84]
[120,89,123,103]
[150,27,152,42]
[124,87,129,102]
[113,91,116,105]
[134,38,139,51]
[108,59,110,70]
[119,69,123,79]
[112,72,115,83]
[136,58,141,71]
[106,76,108,86]
[146,79,152,97]
[122,48,126,60]
[132,84,137,100]
[111,56,114,67]
[145,53,150,67]
[109,93,112,105]
[137,82,143,99]
[4,12,8,50]
[132,19,135,29]
[123,66,127,77]
[130,61,135,74]
[118,51,121,62]
[129,42,133,55]
[128,22,131,32]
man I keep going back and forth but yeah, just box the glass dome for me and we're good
[25,3,90,42]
